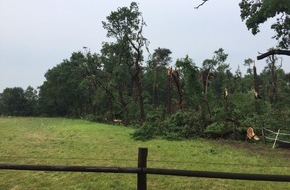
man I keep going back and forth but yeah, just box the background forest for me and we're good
[1,1,290,140]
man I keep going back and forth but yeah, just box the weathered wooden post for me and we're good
[137,148,148,190]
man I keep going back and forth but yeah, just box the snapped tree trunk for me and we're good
[165,67,172,115]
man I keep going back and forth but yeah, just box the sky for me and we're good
[1,0,289,92]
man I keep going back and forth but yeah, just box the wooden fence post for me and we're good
[137,148,148,190]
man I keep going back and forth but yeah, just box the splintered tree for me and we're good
[102,2,149,121]
[165,67,184,115]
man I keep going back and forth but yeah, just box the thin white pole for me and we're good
[272,129,280,149]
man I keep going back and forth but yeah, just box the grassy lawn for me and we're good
[0,117,290,190]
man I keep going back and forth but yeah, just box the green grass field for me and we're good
[0,117,290,190]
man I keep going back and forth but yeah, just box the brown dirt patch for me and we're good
[217,139,290,158]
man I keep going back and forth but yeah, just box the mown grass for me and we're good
[0,117,290,190]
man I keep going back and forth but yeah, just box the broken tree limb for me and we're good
[257,49,290,60]
[194,0,209,9]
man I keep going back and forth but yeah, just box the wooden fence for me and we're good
[1,148,290,190]
[262,128,290,148]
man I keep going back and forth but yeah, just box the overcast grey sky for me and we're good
[0,0,289,92]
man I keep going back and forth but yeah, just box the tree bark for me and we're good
[257,49,290,60]
[172,69,183,110]
[153,62,159,107]
[165,67,172,115]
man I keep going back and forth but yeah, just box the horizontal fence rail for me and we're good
[263,128,290,148]
[0,164,140,174]
[144,168,290,182]
[1,148,290,190]
[1,164,290,182]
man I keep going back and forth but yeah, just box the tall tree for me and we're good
[176,55,201,110]
[100,42,132,122]
[102,2,149,121]
[38,52,87,117]
[151,48,172,107]
[201,48,229,116]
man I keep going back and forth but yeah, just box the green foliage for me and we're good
[132,110,202,141]
[131,122,157,141]
[204,122,226,134]
[239,0,290,49]
[161,110,196,140]
[131,112,163,140]
[1,2,290,144]
[102,1,149,121]
[0,86,38,116]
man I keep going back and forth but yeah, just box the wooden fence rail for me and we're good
[1,148,290,190]
[263,128,290,148]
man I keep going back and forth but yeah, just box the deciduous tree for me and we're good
[102,2,149,121]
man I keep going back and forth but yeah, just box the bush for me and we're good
[132,110,202,141]
[131,112,163,141]
[131,123,158,141]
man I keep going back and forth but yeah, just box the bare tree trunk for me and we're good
[172,69,184,110]
[269,55,278,104]
[132,60,145,122]
[153,63,159,107]
[204,69,212,116]
[118,86,129,124]
[135,75,145,121]
[165,67,172,115]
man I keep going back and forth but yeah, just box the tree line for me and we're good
[1,2,289,140]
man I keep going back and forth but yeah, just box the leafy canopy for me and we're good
[239,0,290,49]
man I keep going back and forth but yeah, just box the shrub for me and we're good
[132,110,202,141]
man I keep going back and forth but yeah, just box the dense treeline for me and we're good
[1,48,289,140]
[1,2,290,140]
